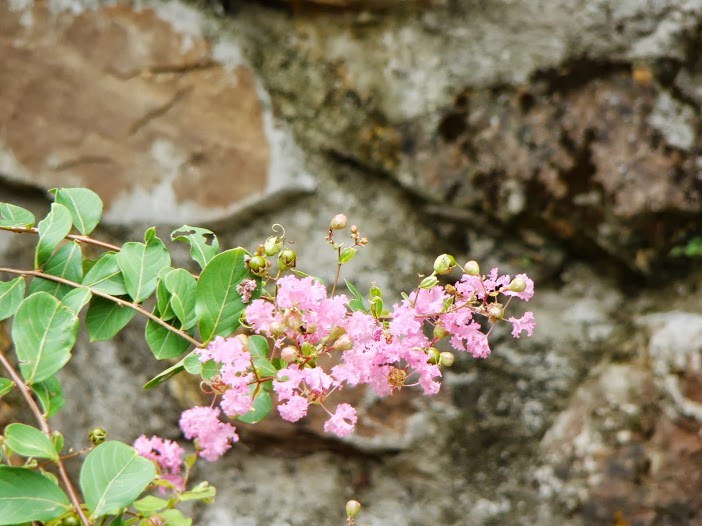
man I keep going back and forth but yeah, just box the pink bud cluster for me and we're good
[157,267,534,463]
[133,435,186,492]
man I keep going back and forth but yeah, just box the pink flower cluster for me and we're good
[133,435,185,492]
[174,267,534,460]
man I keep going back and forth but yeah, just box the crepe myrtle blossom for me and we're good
[179,260,534,451]
[133,435,185,492]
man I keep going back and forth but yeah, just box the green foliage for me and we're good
[49,187,103,236]
[0,466,71,524]
[117,227,171,303]
[0,203,35,228]
[670,236,702,258]
[0,276,25,320]
[4,423,60,462]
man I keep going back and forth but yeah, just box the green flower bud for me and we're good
[439,351,455,367]
[264,236,283,256]
[326,325,346,342]
[346,500,362,518]
[301,342,316,357]
[509,276,527,293]
[487,302,504,320]
[277,249,296,270]
[89,427,108,446]
[426,347,441,364]
[419,275,439,289]
[433,324,449,340]
[464,260,480,276]
[281,346,299,363]
[369,283,382,299]
[269,321,285,337]
[247,255,267,274]
[330,214,348,230]
[433,254,456,275]
[60,514,80,526]
[332,334,353,351]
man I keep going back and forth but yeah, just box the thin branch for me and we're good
[0,351,91,526]
[0,267,202,348]
[0,226,121,252]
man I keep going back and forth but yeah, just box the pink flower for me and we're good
[179,406,239,462]
[324,403,357,437]
[278,394,309,422]
[508,311,535,338]
[276,275,327,310]
[245,300,278,334]
[502,273,535,301]
[133,435,185,492]
[219,376,254,416]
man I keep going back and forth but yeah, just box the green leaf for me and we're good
[52,431,64,455]
[50,187,103,236]
[158,508,192,526]
[35,203,73,269]
[3,423,59,462]
[29,241,83,299]
[164,269,197,330]
[0,378,13,398]
[0,203,35,228]
[171,225,219,270]
[248,335,275,377]
[12,292,78,384]
[237,388,271,424]
[33,376,65,417]
[0,465,71,524]
[338,247,357,264]
[117,228,171,303]
[0,277,25,321]
[80,441,156,518]
[61,287,92,315]
[179,481,216,502]
[183,352,203,375]
[195,248,261,343]
[83,253,128,296]
[143,360,187,389]
[133,495,168,513]
[86,297,136,341]
[145,318,191,360]
[106,514,125,526]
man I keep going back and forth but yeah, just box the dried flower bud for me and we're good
[439,351,455,367]
[509,276,527,293]
[388,367,407,387]
[269,321,285,337]
[346,500,362,518]
[264,236,283,256]
[419,275,439,289]
[281,346,299,363]
[277,249,296,270]
[464,260,480,276]
[283,309,303,331]
[89,427,108,446]
[433,254,456,275]
[330,214,348,230]
[487,303,504,320]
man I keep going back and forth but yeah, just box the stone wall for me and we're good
[1,0,702,524]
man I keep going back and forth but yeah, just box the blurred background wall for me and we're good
[2,1,702,524]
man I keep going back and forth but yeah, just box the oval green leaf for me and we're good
[83,253,128,296]
[0,277,25,321]
[145,318,191,360]
[195,248,261,344]
[171,225,220,269]
[29,241,83,299]
[61,287,92,315]
[12,292,78,384]
[33,376,65,418]
[80,441,156,518]
[86,297,136,341]
[236,388,271,424]
[50,187,103,236]
[164,269,197,330]
[3,423,59,462]
[117,228,170,303]
[35,203,73,269]
[0,378,13,398]
[0,466,71,524]
[0,203,35,228]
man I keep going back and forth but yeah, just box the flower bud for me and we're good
[60,514,80,526]
[509,276,527,293]
[269,321,285,337]
[277,249,296,270]
[419,275,439,289]
[332,334,353,351]
[346,500,362,518]
[464,260,480,276]
[264,236,283,256]
[330,214,348,230]
[487,302,504,320]
[301,342,316,357]
[247,255,267,274]
[439,351,455,367]
[89,427,108,446]
[283,309,303,331]
[281,346,299,363]
[433,324,449,340]
[369,283,382,299]
[433,254,456,275]
[326,325,346,342]
[426,347,440,364]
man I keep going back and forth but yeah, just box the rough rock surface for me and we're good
[2,0,702,525]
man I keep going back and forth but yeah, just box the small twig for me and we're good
[0,226,121,252]
[0,267,202,348]
[0,351,91,526]
[330,247,342,297]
